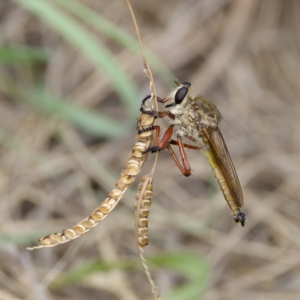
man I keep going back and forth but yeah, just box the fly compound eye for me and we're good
[182,82,191,87]
[175,87,188,104]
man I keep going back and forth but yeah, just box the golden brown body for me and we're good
[140,81,245,225]
[167,83,245,225]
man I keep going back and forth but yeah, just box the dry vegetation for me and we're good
[1,0,300,299]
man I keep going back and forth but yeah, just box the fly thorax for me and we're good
[199,114,219,128]
[176,129,186,137]
[191,100,220,129]
[170,105,184,116]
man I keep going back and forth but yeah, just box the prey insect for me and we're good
[142,81,246,226]
[27,96,157,249]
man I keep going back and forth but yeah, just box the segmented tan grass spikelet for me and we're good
[135,174,161,300]
[27,101,155,250]
[124,2,161,296]
[134,175,153,247]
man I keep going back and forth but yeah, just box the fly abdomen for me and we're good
[203,148,241,217]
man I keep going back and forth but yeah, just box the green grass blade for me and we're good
[12,0,138,118]
[51,251,209,299]
[164,282,207,300]
[150,252,209,299]
[0,233,44,246]
[0,44,51,63]
[53,0,174,87]
[150,252,208,279]
[0,72,127,138]
[27,88,129,138]
[53,259,139,288]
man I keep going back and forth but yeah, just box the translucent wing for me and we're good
[202,127,244,207]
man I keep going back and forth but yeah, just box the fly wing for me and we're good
[202,127,244,206]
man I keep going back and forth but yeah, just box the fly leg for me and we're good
[140,94,176,154]
[167,135,192,177]
[140,95,194,176]
[140,96,175,120]
[140,107,175,120]
[144,126,194,177]
[169,139,201,150]
[167,139,201,175]
[137,95,167,133]
[141,94,171,105]
[143,125,174,154]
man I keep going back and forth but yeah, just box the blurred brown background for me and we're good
[1,0,300,299]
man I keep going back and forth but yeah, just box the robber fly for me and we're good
[142,81,246,226]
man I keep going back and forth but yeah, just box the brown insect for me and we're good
[142,81,246,226]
